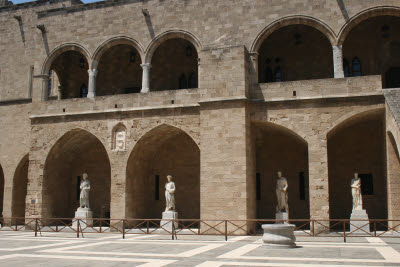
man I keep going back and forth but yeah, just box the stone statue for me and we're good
[79,171,91,209]
[165,175,176,211]
[351,172,363,210]
[276,171,289,213]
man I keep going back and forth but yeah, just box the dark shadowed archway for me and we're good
[253,121,310,223]
[43,129,111,220]
[126,124,200,220]
[12,154,28,222]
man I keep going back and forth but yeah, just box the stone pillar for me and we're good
[387,132,400,231]
[307,136,330,234]
[87,69,98,98]
[200,100,254,234]
[249,52,259,97]
[57,86,63,100]
[41,75,50,101]
[332,45,344,79]
[140,63,151,93]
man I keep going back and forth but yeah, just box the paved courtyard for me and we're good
[0,231,400,266]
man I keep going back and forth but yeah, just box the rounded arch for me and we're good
[144,30,202,63]
[43,128,111,219]
[338,6,400,45]
[251,15,337,53]
[253,120,308,145]
[12,154,29,221]
[41,43,91,75]
[126,123,200,220]
[91,36,145,70]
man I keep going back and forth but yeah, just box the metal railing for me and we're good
[0,217,399,242]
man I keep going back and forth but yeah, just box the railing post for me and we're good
[147,220,149,234]
[225,220,228,241]
[172,219,175,240]
[374,221,377,237]
[122,220,125,239]
[77,219,80,238]
[34,219,38,237]
[343,220,346,243]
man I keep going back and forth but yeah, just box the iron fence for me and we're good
[0,217,399,242]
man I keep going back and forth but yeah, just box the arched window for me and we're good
[343,59,350,78]
[265,67,273,83]
[275,67,283,82]
[48,70,52,96]
[188,72,197,88]
[178,74,187,89]
[352,57,362,77]
[80,84,87,98]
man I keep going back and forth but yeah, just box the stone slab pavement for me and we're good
[0,231,400,266]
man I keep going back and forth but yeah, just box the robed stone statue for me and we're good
[276,171,289,213]
[351,172,363,211]
[165,175,176,211]
[80,171,91,209]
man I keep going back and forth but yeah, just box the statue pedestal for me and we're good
[72,207,93,228]
[350,209,369,234]
[275,212,288,224]
[160,211,178,232]
[262,224,296,248]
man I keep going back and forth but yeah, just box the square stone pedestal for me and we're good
[72,208,93,229]
[275,212,288,224]
[350,209,369,234]
[160,211,178,232]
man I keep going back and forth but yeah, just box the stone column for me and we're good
[140,63,151,93]
[57,85,63,100]
[87,69,98,98]
[41,75,50,101]
[332,45,344,79]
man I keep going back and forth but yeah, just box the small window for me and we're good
[80,84,87,98]
[265,67,273,83]
[352,57,362,77]
[299,172,306,200]
[343,59,350,77]
[188,72,197,88]
[48,70,52,96]
[155,175,160,200]
[275,66,282,82]
[256,173,261,200]
[359,173,374,195]
[178,74,187,89]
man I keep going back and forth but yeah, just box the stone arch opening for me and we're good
[327,109,386,226]
[48,51,89,99]
[149,38,199,91]
[43,129,111,220]
[387,131,400,229]
[95,42,143,96]
[12,154,28,223]
[257,24,333,83]
[126,124,200,221]
[253,121,310,224]
[0,164,3,218]
[342,15,400,88]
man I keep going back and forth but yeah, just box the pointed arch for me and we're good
[126,124,200,220]
[144,30,202,64]
[43,128,111,219]
[251,15,337,53]
[337,6,400,45]
[12,154,29,222]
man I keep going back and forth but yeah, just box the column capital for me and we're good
[140,63,151,69]
[88,69,98,77]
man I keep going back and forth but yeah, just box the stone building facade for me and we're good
[0,0,400,231]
